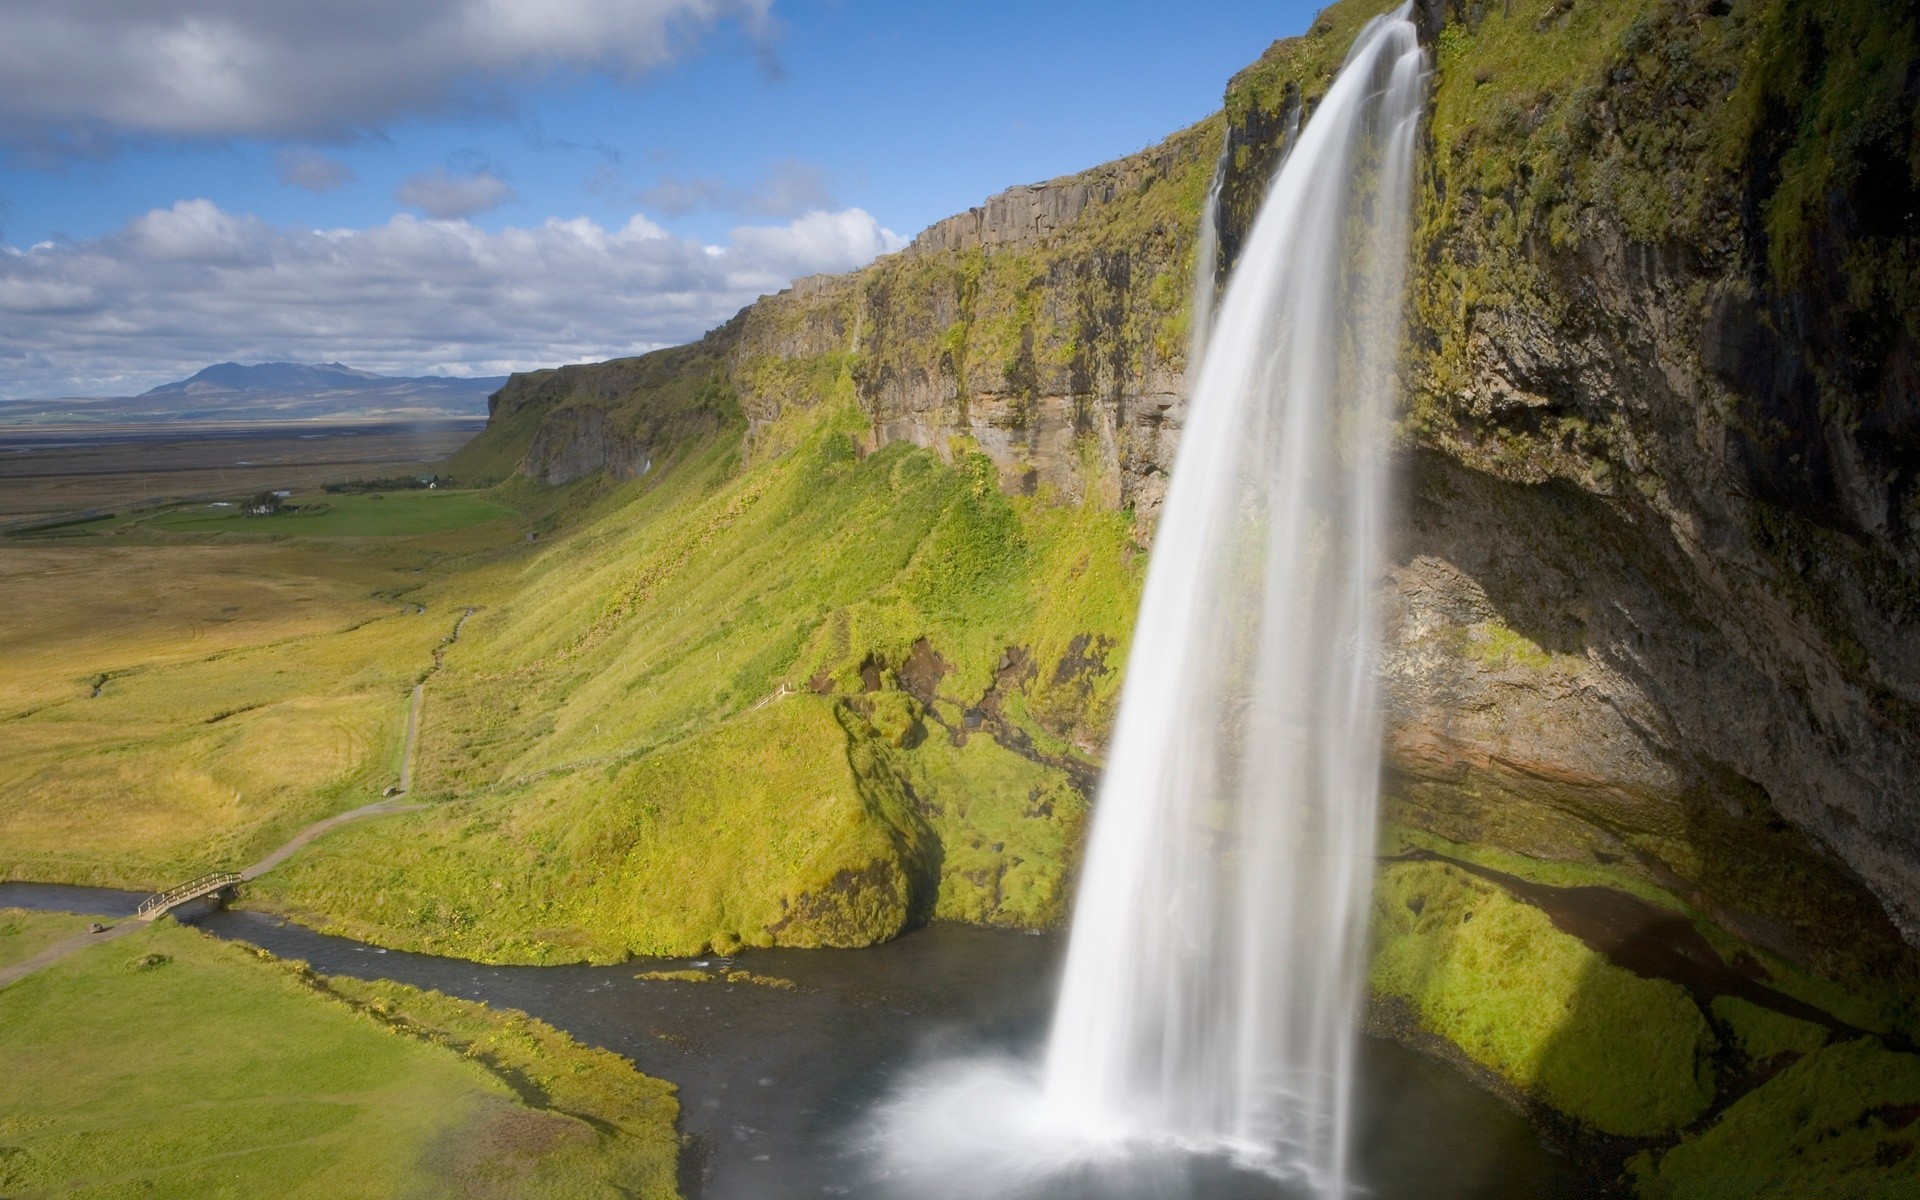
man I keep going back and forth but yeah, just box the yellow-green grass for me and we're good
[0,513,530,889]
[412,402,1134,800]
[252,688,1092,961]
[1,610,443,889]
[1370,859,1715,1137]
[1638,1038,1920,1199]
[1383,826,1920,1041]
[0,907,96,969]
[0,544,402,716]
[250,398,1133,957]
[1712,995,1831,1063]
[0,916,678,1199]
[251,697,928,961]
[145,490,516,538]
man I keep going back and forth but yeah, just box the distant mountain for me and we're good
[140,361,390,397]
[0,362,508,426]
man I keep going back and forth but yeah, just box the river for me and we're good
[0,882,1588,1199]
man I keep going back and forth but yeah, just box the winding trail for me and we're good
[1,606,473,990]
[239,799,424,881]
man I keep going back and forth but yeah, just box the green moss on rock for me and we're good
[1371,859,1716,1136]
[1640,1038,1920,1198]
[1711,995,1830,1063]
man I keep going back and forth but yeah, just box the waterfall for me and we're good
[1191,91,1302,369]
[1187,140,1227,366]
[868,10,1426,1197]
[1042,7,1427,1195]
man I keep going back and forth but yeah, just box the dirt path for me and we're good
[393,605,473,795]
[397,683,424,794]
[3,606,471,990]
[239,799,424,881]
[0,920,144,989]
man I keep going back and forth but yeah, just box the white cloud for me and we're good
[0,0,775,151]
[278,149,356,192]
[397,168,516,219]
[0,199,905,398]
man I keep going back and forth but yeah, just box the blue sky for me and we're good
[0,1,1321,398]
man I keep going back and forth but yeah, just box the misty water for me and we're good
[1,883,1583,1199]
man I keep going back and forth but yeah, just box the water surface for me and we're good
[1,884,1589,1199]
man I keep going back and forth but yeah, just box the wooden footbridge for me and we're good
[5,626,460,989]
[135,872,242,921]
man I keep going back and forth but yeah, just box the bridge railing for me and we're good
[137,872,242,921]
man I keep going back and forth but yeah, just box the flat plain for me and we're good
[0,473,528,889]
[0,419,485,525]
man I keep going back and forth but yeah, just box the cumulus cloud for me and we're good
[277,149,356,192]
[397,168,516,218]
[638,158,837,218]
[0,198,905,398]
[0,0,776,152]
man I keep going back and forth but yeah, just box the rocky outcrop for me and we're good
[523,405,651,486]
[457,340,734,487]
[719,126,1212,516]
[1379,0,1920,954]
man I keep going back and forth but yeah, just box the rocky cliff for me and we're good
[474,0,1920,959]
[440,0,1920,1186]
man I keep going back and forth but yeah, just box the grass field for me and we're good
[0,495,530,888]
[0,914,679,1198]
[0,908,96,969]
[0,422,482,525]
[146,490,516,538]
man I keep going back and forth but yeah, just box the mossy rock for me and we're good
[1371,860,1716,1136]
[1712,995,1830,1064]
[1640,1038,1920,1198]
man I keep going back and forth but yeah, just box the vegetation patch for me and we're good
[0,539,485,889]
[1370,859,1716,1136]
[145,490,516,538]
[0,918,678,1198]
[0,908,97,970]
[249,396,1136,957]
[1712,995,1831,1063]
[250,697,929,960]
[1639,1038,1920,1198]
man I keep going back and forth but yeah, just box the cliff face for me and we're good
[470,0,1920,960]
[447,0,1920,1178]
[1383,0,1920,958]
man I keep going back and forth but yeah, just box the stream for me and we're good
[1,883,1588,1199]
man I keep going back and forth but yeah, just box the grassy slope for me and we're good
[0,915,677,1199]
[1372,859,1714,1137]
[254,394,1132,960]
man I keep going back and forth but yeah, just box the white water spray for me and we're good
[1042,8,1427,1195]
[870,10,1425,1197]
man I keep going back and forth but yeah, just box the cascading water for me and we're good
[1187,140,1228,366]
[871,10,1425,1198]
[1042,7,1427,1195]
